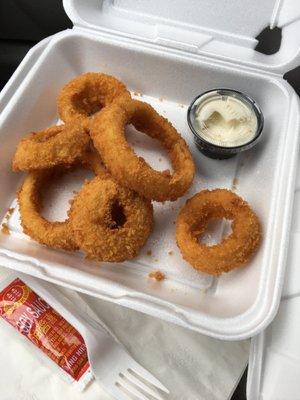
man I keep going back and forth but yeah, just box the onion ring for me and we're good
[69,176,154,262]
[57,72,131,126]
[18,152,106,251]
[176,189,261,275]
[12,123,91,172]
[90,98,195,202]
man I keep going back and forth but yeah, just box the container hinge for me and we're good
[154,24,213,54]
[73,24,212,54]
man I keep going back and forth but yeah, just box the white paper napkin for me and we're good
[0,266,249,400]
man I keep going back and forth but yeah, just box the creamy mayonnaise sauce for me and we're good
[194,94,258,147]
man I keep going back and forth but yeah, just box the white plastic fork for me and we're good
[79,311,170,400]
[19,274,169,400]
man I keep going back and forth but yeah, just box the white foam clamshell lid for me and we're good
[0,0,300,344]
[64,0,300,73]
[247,157,300,400]
[247,296,300,400]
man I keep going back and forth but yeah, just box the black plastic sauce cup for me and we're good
[187,89,264,159]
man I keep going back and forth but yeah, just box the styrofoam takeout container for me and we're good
[0,0,300,341]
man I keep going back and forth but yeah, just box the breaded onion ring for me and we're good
[176,189,261,275]
[69,176,153,262]
[18,152,107,251]
[12,123,91,172]
[90,98,195,202]
[57,72,130,126]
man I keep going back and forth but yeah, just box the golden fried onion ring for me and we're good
[18,152,106,251]
[176,189,261,275]
[57,72,131,126]
[90,98,195,202]
[69,176,153,262]
[12,123,91,172]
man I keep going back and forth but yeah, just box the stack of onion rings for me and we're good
[12,71,262,274]
[90,98,195,202]
[176,189,261,275]
[14,73,156,260]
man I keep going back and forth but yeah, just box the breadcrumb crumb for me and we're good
[146,250,152,256]
[168,251,173,256]
[148,270,165,281]
[1,223,10,235]
[7,207,15,216]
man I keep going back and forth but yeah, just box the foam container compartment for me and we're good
[0,0,300,340]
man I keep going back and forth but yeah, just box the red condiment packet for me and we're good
[0,277,92,389]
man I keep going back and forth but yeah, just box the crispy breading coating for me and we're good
[176,189,261,275]
[69,176,153,262]
[90,98,195,202]
[57,72,130,127]
[18,152,106,251]
[12,123,91,172]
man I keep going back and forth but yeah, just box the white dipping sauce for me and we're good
[194,94,258,147]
